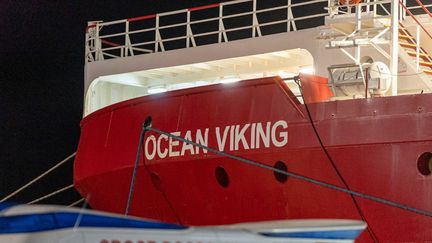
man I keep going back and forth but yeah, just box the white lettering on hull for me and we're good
[144,120,288,160]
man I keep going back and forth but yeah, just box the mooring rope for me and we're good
[27,184,74,205]
[68,198,85,207]
[73,195,91,230]
[144,125,432,218]
[1,152,76,203]
[293,75,378,242]
[124,117,152,215]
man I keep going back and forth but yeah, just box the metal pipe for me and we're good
[390,0,399,95]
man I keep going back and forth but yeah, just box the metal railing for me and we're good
[398,0,432,73]
[85,0,328,62]
[85,0,432,63]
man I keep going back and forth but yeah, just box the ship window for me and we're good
[215,166,230,188]
[274,161,288,183]
[417,152,432,176]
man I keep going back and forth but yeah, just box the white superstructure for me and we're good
[83,0,432,115]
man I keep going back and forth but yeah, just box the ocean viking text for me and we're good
[144,120,288,160]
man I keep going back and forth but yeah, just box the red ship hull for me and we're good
[74,76,432,242]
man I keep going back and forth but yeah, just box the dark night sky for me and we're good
[0,0,232,206]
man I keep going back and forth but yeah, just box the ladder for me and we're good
[398,23,432,76]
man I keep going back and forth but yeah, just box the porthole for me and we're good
[417,152,432,176]
[215,166,230,188]
[274,161,288,183]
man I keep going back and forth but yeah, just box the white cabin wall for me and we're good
[86,80,148,113]
[83,28,320,116]
[84,28,320,96]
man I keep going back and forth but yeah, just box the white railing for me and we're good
[85,0,328,62]
[85,0,432,63]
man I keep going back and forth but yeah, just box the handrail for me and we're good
[85,0,328,62]
[399,0,432,40]
[188,3,220,12]
[408,3,432,11]
[128,14,157,23]
[101,39,121,47]
[84,0,432,63]
[414,0,432,18]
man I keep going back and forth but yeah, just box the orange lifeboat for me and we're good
[338,0,362,4]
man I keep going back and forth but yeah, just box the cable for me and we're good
[73,195,90,230]
[137,118,183,224]
[27,184,74,205]
[294,75,378,242]
[124,117,183,223]
[1,152,76,203]
[145,126,432,218]
[68,198,85,207]
[125,117,152,216]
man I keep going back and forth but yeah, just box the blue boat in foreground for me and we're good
[0,203,366,243]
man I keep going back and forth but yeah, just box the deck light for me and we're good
[148,85,168,94]
[220,77,241,84]
[299,66,315,74]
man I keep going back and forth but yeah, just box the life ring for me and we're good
[338,0,362,5]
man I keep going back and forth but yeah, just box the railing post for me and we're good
[287,0,291,31]
[85,26,92,63]
[155,14,159,52]
[348,0,352,14]
[252,0,261,37]
[125,21,134,57]
[252,0,256,37]
[416,25,421,72]
[85,33,89,63]
[186,10,196,48]
[287,0,296,31]
[400,0,407,20]
[366,0,370,13]
[355,4,362,64]
[373,0,377,17]
[218,4,228,43]
[187,11,191,48]
[390,0,399,95]
[95,23,104,61]
[155,14,165,52]
[218,5,222,43]
[86,21,101,62]
[124,21,128,57]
